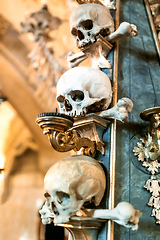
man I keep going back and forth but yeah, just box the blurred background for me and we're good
[0,0,159,240]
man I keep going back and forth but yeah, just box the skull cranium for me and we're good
[70,3,114,49]
[56,66,112,116]
[44,155,106,224]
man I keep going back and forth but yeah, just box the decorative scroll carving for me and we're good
[133,133,160,174]
[21,5,67,110]
[145,176,160,224]
[50,129,96,156]
[36,112,105,157]
[133,107,160,224]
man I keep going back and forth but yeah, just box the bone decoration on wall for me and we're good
[36,66,133,158]
[21,4,65,82]
[40,155,141,229]
[56,66,133,120]
[67,0,138,69]
[36,0,141,240]
[21,5,66,110]
[133,107,160,224]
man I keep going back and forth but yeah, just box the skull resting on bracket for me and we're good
[44,155,106,224]
[56,66,112,116]
[70,3,114,49]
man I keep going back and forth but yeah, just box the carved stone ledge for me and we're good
[36,112,110,156]
[73,114,110,155]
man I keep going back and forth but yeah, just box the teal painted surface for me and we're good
[81,1,160,239]
[115,0,160,239]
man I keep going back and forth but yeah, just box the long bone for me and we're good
[67,22,138,68]
[67,39,112,68]
[40,201,142,230]
[97,97,133,122]
[67,51,88,68]
[106,22,138,42]
[79,202,142,230]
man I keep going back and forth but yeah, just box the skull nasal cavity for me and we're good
[77,30,84,40]
[65,99,72,112]
[51,202,59,215]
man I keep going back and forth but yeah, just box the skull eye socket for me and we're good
[56,191,70,206]
[80,20,93,30]
[99,28,110,37]
[57,95,65,103]
[71,27,78,36]
[44,192,51,198]
[69,90,84,102]
[44,192,51,207]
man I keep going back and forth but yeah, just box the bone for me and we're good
[57,66,112,116]
[78,202,142,230]
[98,97,133,122]
[106,22,138,43]
[40,201,142,230]
[43,155,106,224]
[93,202,141,230]
[67,51,88,68]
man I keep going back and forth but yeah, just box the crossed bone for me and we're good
[97,97,133,122]
[67,22,138,68]
[40,201,141,230]
[78,202,142,230]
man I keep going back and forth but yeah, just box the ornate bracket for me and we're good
[56,217,105,240]
[140,107,160,162]
[36,112,109,157]
[133,107,160,224]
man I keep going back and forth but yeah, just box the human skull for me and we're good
[44,155,106,224]
[70,3,114,49]
[56,66,112,116]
